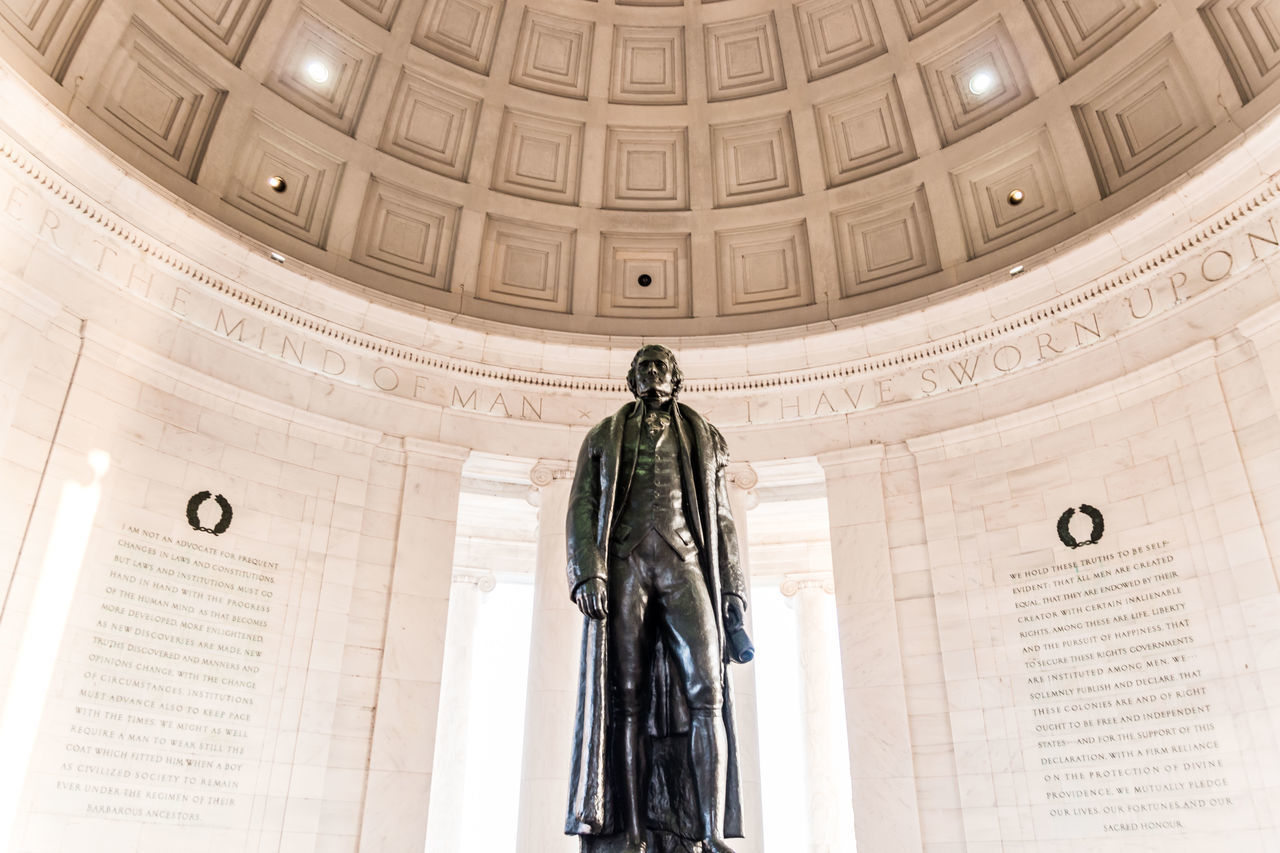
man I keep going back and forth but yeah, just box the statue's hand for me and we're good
[723,593,745,627]
[574,577,608,620]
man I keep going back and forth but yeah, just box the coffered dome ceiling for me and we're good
[3,0,1278,336]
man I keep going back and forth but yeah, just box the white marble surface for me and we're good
[3,54,1280,853]
[783,577,857,853]
[724,466,765,853]
[515,462,578,853]
[424,571,492,853]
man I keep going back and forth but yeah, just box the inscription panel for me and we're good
[1005,537,1250,838]
[17,511,292,848]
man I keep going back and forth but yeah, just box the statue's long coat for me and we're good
[564,400,746,842]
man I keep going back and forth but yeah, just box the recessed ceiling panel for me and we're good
[157,0,269,65]
[793,0,886,81]
[709,112,802,208]
[264,6,379,136]
[341,0,401,29]
[610,25,686,105]
[1201,0,1280,102]
[352,176,460,290]
[509,8,593,100]
[832,184,940,294]
[413,0,505,75]
[716,220,815,315]
[476,214,575,313]
[603,126,689,211]
[950,126,1073,258]
[91,18,225,179]
[894,0,980,39]
[703,12,786,102]
[224,113,345,247]
[598,233,692,318]
[490,107,584,205]
[918,17,1035,146]
[0,0,99,79]
[813,75,916,187]
[1073,36,1212,196]
[1025,0,1155,79]
[378,66,481,181]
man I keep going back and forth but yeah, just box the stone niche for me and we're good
[3,63,1280,853]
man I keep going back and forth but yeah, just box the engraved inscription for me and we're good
[1007,540,1246,836]
[41,523,281,824]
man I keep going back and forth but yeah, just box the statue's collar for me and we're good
[629,397,676,418]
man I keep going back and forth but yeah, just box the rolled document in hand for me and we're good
[724,607,755,664]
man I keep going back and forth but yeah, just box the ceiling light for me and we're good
[637,274,652,287]
[968,70,995,96]
[305,60,330,84]
[269,251,286,264]
[267,175,287,193]
[1008,189,1025,205]
[1009,265,1025,276]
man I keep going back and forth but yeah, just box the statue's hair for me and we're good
[626,344,683,398]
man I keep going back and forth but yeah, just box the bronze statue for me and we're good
[564,344,752,853]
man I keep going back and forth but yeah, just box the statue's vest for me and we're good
[612,410,696,560]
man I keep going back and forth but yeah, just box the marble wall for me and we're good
[863,337,1280,851]
[0,301,470,852]
[4,54,1280,853]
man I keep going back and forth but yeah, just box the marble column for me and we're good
[515,459,578,853]
[780,573,856,853]
[817,445,922,853]
[724,462,765,853]
[359,438,468,853]
[424,569,496,853]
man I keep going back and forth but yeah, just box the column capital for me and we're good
[780,572,835,597]
[452,569,497,592]
[725,462,759,510]
[726,461,759,491]
[530,458,574,487]
[528,459,574,506]
[816,444,885,476]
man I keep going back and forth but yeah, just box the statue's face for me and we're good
[633,351,675,402]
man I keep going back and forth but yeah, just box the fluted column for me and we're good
[424,569,496,853]
[360,438,469,853]
[781,573,856,853]
[724,462,765,853]
[515,459,578,853]
[818,445,922,853]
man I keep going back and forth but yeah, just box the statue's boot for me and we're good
[690,710,737,853]
[618,711,647,853]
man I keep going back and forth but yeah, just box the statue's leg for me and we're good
[654,552,736,853]
[608,553,654,852]
[689,711,731,853]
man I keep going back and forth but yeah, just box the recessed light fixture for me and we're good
[637,273,652,287]
[305,60,330,84]
[1009,264,1025,276]
[267,175,287,193]
[1007,188,1025,205]
[968,70,995,96]
[269,251,286,264]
